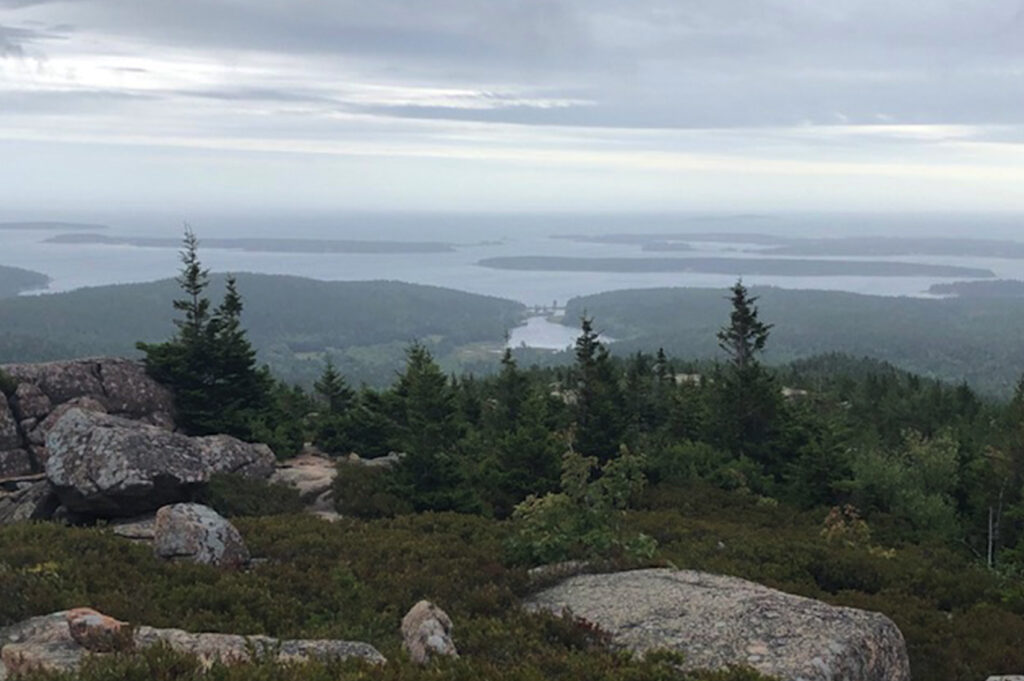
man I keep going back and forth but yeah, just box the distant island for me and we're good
[0,264,50,297]
[0,221,108,231]
[45,234,456,254]
[555,231,1024,259]
[478,256,995,278]
[928,280,1024,298]
[553,232,787,246]
[765,237,1024,259]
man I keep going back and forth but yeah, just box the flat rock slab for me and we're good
[0,611,385,679]
[525,568,910,681]
[271,454,336,500]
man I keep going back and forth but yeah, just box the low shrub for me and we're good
[332,463,412,519]
[194,474,305,518]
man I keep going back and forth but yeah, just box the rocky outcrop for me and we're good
[0,480,59,525]
[271,453,336,512]
[153,503,249,568]
[401,601,458,665]
[0,449,33,479]
[0,610,385,678]
[66,609,132,653]
[0,394,32,478]
[525,568,910,681]
[45,409,275,517]
[1,358,173,422]
[0,358,175,477]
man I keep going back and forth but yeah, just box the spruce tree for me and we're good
[572,316,625,461]
[314,358,354,414]
[717,279,772,372]
[388,342,473,512]
[713,280,786,473]
[137,228,275,442]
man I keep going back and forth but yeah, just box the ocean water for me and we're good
[2,210,1023,310]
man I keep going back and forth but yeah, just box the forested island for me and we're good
[928,279,1024,297]
[0,264,50,297]
[555,231,1024,259]
[46,233,456,254]
[478,256,994,278]
[0,221,107,231]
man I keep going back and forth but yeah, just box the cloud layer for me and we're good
[1,0,1022,212]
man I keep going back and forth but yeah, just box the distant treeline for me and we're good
[0,274,523,386]
[563,286,1024,397]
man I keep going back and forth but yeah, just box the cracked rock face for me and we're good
[525,568,910,681]
[153,503,249,568]
[44,409,275,517]
[1,358,173,421]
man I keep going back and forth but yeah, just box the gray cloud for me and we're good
[3,0,1020,129]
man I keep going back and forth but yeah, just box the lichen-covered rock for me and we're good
[0,610,385,679]
[108,514,157,542]
[0,481,58,525]
[0,449,34,479]
[10,383,50,422]
[0,612,82,679]
[401,600,458,665]
[1,358,173,422]
[153,503,249,568]
[65,609,132,653]
[132,626,386,668]
[525,568,910,681]
[0,394,19,452]
[45,409,275,517]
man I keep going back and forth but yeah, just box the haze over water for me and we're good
[2,210,1023,307]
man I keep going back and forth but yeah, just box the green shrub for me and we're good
[332,463,412,519]
[194,474,305,518]
[508,446,656,565]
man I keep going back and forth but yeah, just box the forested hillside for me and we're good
[0,274,524,385]
[0,264,49,297]
[564,286,1024,396]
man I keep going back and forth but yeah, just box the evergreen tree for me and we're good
[572,316,625,461]
[137,228,277,445]
[314,358,354,414]
[387,342,474,512]
[713,280,787,473]
[717,280,772,372]
[491,349,530,432]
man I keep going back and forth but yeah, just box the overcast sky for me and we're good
[1,0,1022,214]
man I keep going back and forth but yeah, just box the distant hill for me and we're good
[0,274,524,386]
[0,265,50,297]
[564,286,1024,396]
